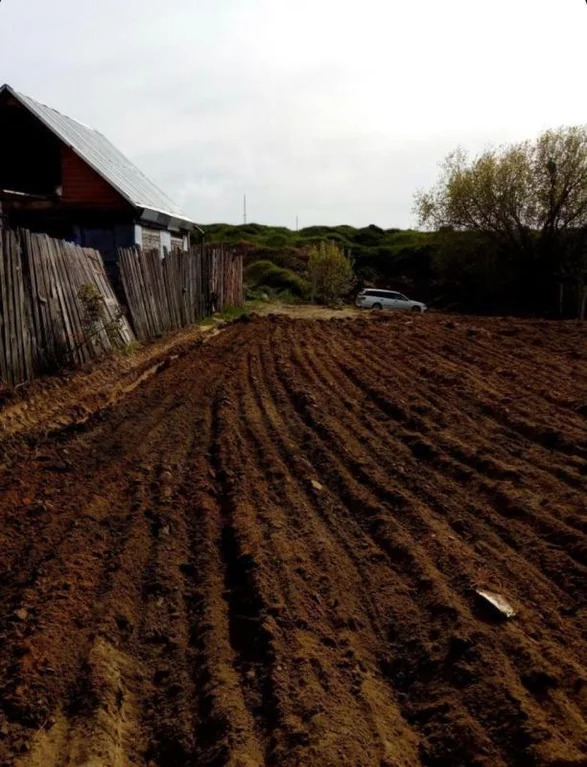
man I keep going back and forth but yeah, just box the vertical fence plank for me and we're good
[33,233,57,366]
[75,246,107,356]
[45,235,75,366]
[7,230,23,385]
[59,241,89,364]
[120,249,145,341]
[131,248,150,340]
[134,248,154,338]
[21,229,41,371]
[0,232,9,388]
[17,235,34,382]
[116,241,244,341]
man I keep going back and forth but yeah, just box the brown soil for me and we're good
[0,312,585,767]
[0,322,220,441]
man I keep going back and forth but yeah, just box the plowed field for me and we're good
[0,312,585,767]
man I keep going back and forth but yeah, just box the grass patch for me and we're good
[197,301,263,326]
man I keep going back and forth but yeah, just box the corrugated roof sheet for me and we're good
[0,84,192,224]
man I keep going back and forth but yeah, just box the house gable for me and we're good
[60,146,128,211]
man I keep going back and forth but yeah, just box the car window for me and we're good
[365,290,402,299]
[398,294,409,301]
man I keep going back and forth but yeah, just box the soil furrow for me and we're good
[0,313,585,767]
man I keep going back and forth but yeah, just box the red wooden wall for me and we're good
[60,147,128,211]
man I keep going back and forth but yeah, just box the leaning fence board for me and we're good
[2,231,15,385]
[0,228,135,388]
[33,233,56,363]
[57,240,86,365]
[72,245,102,357]
[71,243,103,359]
[85,249,133,349]
[0,238,7,386]
[7,231,22,384]
[41,235,67,363]
[9,231,23,383]
[18,236,34,381]
[11,232,27,379]
[0,232,10,388]
[21,230,41,369]
[46,236,76,365]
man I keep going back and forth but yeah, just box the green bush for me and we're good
[308,242,356,305]
[244,259,309,297]
[259,233,290,249]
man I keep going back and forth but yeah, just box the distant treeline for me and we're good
[202,223,585,315]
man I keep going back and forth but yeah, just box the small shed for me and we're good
[0,84,195,263]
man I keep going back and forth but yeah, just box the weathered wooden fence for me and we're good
[0,230,244,387]
[0,229,133,388]
[210,246,244,313]
[119,246,243,341]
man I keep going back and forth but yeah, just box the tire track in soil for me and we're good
[0,314,585,767]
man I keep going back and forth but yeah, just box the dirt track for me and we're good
[0,312,585,767]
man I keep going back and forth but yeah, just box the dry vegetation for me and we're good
[0,311,585,767]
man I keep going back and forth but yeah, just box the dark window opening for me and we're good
[0,96,62,196]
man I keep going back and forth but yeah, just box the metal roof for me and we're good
[0,84,194,229]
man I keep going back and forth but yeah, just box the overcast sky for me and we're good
[1,1,585,228]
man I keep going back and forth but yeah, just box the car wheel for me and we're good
[371,302,382,310]
[411,305,422,312]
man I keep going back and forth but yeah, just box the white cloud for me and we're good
[1,0,585,227]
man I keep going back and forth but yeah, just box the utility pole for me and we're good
[243,194,247,225]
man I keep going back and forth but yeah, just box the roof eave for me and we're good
[137,207,195,232]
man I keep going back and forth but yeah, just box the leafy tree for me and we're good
[415,127,587,311]
[308,241,355,305]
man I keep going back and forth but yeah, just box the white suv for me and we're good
[356,289,427,312]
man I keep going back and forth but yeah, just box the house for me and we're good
[0,84,196,262]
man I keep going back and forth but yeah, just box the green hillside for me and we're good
[203,223,439,304]
[202,223,584,315]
